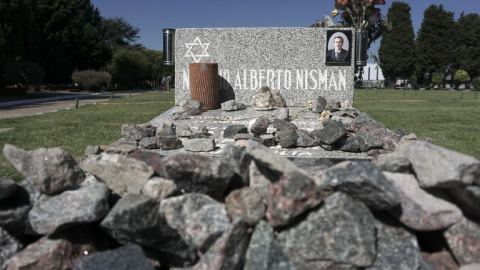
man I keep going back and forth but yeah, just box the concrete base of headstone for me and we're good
[149,106,369,165]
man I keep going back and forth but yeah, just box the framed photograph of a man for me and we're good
[325,30,352,66]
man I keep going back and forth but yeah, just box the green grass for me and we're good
[354,89,480,159]
[1,91,175,182]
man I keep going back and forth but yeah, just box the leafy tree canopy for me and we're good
[416,5,456,74]
[378,1,416,81]
[456,12,480,78]
[0,0,111,84]
[108,49,149,89]
[101,17,141,52]
[141,49,174,88]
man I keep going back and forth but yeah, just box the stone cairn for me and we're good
[1,93,480,269]
[132,87,420,156]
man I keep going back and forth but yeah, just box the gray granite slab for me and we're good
[149,107,369,164]
[174,27,355,107]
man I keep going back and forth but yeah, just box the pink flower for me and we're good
[362,0,374,7]
[374,0,386,5]
[334,0,348,10]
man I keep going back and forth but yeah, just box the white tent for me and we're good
[362,63,384,81]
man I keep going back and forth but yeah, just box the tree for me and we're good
[378,2,416,82]
[416,5,457,84]
[34,0,111,82]
[0,0,38,85]
[0,0,111,84]
[456,13,480,79]
[101,17,141,52]
[142,49,163,88]
[0,0,31,60]
[141,49,175,88]
[108,49,149,89]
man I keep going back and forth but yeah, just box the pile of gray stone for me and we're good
[110,96,412,158]
[1,133,480,269]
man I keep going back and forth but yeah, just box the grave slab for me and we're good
[148,107,370,165]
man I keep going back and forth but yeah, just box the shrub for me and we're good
[431,73,443,89]
[71,70,111,91]
[473,77,480,91]
[454,70,470,83]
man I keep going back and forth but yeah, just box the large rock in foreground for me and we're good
[161,153,234,200]
[29,182,110,235]
[276,192,377,268]
[81,153,154,196]
[319,161,400,210]
[2,133,480,270]
[2,144,85,195]
[384,172,463,231]
[401,140,480,188]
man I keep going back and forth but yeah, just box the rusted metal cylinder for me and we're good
[189,63,219,110]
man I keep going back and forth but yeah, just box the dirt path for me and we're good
[0,98,112,119]
[0,92,143,120]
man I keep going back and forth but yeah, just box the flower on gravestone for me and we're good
[332,8,339,18]
[334,0,349,9]
[362,0,374,7]
[332,0,391,49]
[369,8,381,24]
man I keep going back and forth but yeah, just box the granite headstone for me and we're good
[174,27,355,106]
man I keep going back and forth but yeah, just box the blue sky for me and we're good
[91,0,478,57]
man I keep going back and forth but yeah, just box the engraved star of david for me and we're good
[184,37,210,63]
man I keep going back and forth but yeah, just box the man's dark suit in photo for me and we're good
[326,36,349,62]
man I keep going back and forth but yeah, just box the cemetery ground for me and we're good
[1,89,479,182]
[354,89,480,160]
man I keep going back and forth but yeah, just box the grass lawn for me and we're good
[353,89,480,159]
[1,89,479,182]
[0,91,175,182]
